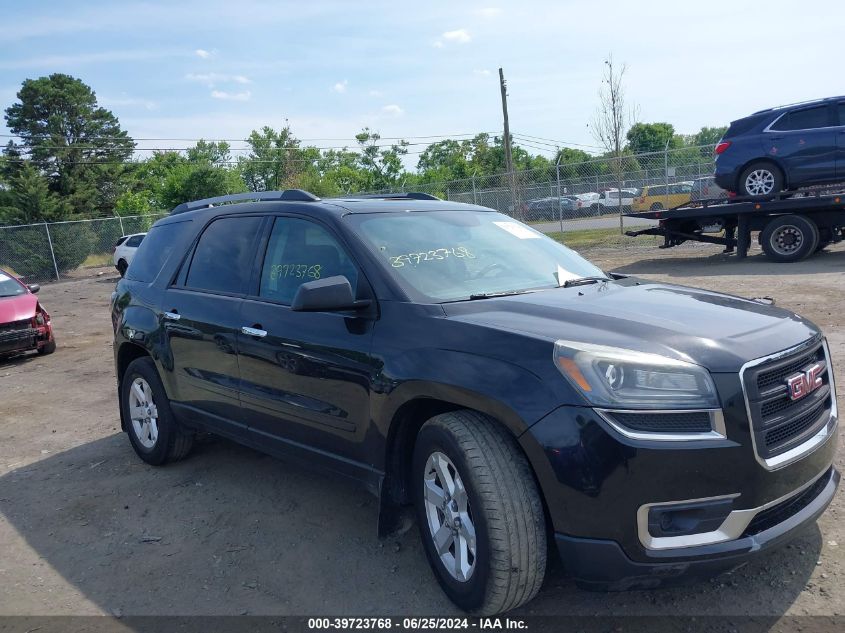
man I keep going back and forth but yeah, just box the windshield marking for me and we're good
[389,246,475,268]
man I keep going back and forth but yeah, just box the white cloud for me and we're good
[473,69,491,76]
[476,7,502,18]
[381,104,404,117]
[433,28,471,47]
[195,48,212,59]
[332,79,348,93]
[368,89,383,97]
[211,90,251,101]
[186,73,252,87]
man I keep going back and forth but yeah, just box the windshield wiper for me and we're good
[561,276,613,289]
[468,289,534,300]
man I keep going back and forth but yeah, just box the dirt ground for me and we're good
[0,240,843,619]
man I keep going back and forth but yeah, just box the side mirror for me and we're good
[291,276,371,312]
[27,284,40,294]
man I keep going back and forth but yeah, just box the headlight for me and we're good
[553,340,719,409]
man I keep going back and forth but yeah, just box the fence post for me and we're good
[117,215,125,236]
[664,142,670,208]
[44,222,60,281]
[472,176,478,205]
[556,163,563,233]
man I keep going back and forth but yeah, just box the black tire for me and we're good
[760,215,819,263]
[650,202,663,211]
[815,240,831,253]
[412,410,546,615]
[120,356,194,465]
[37,339,56,355]
[117,259,128,277]
[738,162,784,199]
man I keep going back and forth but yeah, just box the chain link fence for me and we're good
[379,144,719,234]
[0,213,166,284]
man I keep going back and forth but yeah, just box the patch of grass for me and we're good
[0,264,21,276]
[547,227,661,250]
[81,252,113,268]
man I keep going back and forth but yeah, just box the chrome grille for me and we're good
[742,338,833,464]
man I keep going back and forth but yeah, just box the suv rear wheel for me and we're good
[739,162,784,198]
[412,411,546,615]
[121,356,194,465]
[760,214,819,262]
[117,259,128,277]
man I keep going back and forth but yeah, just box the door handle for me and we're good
[164,311,181,321]
[241,326,267,338]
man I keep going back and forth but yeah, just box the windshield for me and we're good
[347,211,606,302]
[0,271,26,298]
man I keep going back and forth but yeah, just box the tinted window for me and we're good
[648,185,665,196]
[186,216,263,294]
[839,103,845,125]
[125,234,144,248]
[259,217,359,305]
[127,221,191,283]
[770,105,831,131]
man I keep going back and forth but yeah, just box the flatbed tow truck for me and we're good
[625,187,845,262]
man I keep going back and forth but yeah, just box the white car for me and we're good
[113,233,146,276]
[594,188,638,212]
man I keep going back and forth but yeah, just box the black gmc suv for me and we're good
[111,190,839,615]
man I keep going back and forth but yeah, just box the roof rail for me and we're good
[342,192,441,201]
[752,95,845,115]
[170,189,320,215]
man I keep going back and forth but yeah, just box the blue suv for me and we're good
[714,96,845,198]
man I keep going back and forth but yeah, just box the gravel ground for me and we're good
[0,240,842,620]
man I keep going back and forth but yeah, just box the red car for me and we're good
[0,268,56,358]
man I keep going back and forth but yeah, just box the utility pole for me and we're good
[499,67,518,217]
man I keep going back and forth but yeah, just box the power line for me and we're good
[0,131,494,143]
[513,132,604,150]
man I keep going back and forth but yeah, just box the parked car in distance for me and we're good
[714,95,845,198]
[594,188,638,212]
[690,176,728,202]
[0,267,55,357]
[113,233,146,277]
[572,192,601,215]
[632,181,693,212]
[523,195,578,221]
[112,190,839,615]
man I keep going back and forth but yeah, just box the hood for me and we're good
[0,293,37,324]
[442,279,819,372]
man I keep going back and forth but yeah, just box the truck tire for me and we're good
[121,356,194,465]
[412,410,547,615]
[650,202,664,211]
[117,259,128,277]
[760,215,819,262]
[738,162,784,198]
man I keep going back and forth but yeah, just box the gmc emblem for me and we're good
[786,364,823,401]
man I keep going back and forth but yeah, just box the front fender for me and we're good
[372,348,566,438]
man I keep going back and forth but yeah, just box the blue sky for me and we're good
[0,0,841,164]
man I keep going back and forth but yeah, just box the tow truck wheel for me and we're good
[760,215,819,262]
[650,202,663,211]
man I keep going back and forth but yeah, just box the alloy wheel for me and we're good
[128,377,159,449]
[422,451,477,582]
[745,169,775,196]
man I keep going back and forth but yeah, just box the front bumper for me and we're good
[0,322,52,355]
[555,466,839,590]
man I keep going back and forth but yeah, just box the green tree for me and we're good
[239,126,320,191]
[355,128,409,190]
[693,126,728,147]
[626,122,681,154]
[5,163,66,224]
[4,74,135,217]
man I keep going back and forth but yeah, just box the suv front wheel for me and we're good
[413,411,547,615]
[121,356,194,465]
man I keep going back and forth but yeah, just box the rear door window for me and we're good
[185,216,263,295]
[126,221,191,283]
[838,103,845,126]
[125,234,144,248]
[770,105,832,131]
